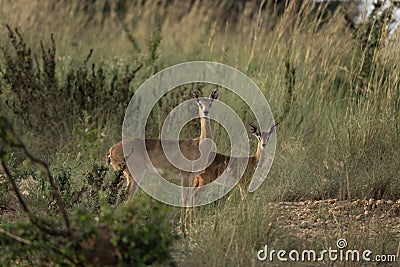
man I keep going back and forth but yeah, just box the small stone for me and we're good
[355,214,364,221]
[300,221,312,229]
[327,199,336,204]
[368,198,375,206]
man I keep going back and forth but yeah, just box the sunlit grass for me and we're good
[1,0,399,266]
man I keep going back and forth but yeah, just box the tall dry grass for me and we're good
[1,1,399,266]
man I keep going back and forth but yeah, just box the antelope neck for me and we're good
[199,116,212,141]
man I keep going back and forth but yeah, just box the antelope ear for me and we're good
[210,88,219,99]
[249,123,260,136]
[267,122,279,136]
[191,89,200,99]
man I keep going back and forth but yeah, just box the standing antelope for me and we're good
[106,89,218,202]
[193,122,278,201]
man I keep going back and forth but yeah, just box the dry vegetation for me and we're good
[0,0,400,266]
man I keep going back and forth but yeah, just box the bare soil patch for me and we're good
[270,198,400,240]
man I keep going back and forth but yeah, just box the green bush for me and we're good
[0,198,176,266]
[0,115,176,266]
[0,26,142,155]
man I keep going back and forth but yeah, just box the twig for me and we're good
[0,156,68,236]
[0,156,29,214]
[116,16,141,53]
[0,228,32,245]
[19,146,72,236]
[0,116,71,236]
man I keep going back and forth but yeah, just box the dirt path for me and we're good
[270,198,400,240]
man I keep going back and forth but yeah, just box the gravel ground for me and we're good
[270,198,400,241]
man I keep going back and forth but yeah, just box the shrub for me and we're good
[0,114,176,266]
[0,26,142,154]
